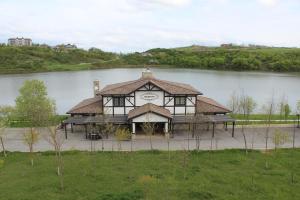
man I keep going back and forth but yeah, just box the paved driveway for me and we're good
[2,125,300,152]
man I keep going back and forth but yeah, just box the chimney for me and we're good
[141,68,154,79]
[93,80,100,96]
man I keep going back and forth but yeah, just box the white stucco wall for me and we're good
[135,91,164,106]
[114,107,124,115]
[103,97,112,106]
[186,107,195,114]
[186,97,196,106]
[132,113,168,123]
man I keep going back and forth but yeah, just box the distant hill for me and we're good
[0,46,117,74]
[1,45,300,74]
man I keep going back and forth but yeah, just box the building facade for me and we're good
[66,69,232,135]
[8,37,32,46]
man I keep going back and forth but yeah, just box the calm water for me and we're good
[0,68,299,114]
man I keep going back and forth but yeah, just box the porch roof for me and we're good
[172,114,235,124]
[128,103,172,120]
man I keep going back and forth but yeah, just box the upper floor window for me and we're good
[113,97,125,107]
[175,96,186,106]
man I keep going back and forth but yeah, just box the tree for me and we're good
[239,94,257,154]
[228,91,240,114]
[262,94,276,169]
[277,95,286,120]
[15,80,56,166]
[115,127,131,151]
[0,106,14,157]
[297,100,300,114]
[272,129,289,151]
[45,126,64,190]
[141,120,156,151]
[283,103,291,121]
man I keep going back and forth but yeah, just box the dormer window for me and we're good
[113,97,125,107]
[175,96,186,106]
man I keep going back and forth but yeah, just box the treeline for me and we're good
[1,45,300,73]
[114,46,300,72]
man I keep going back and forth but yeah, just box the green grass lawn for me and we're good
[1,150,300,200]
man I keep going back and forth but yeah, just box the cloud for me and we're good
[257,0,278,7]
[150,0,191,7]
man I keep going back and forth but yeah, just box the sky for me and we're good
[0,0,300,52]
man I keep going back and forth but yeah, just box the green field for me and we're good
[0,150,300,200]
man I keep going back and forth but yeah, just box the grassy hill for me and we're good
[0,46,117,74]
[1,45,300,74]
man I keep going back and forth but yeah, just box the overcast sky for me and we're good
[0,0,299,52]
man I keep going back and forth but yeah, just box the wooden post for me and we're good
[212,123,215,138]
[71,123,74,133]
[225,122,228,131]
[232,122,235,137]
[85,124,88,139]
[64,124,67,139]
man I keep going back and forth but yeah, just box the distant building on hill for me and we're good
[8,37,32,46]
[53,43,77,51]
[220,43,233,48]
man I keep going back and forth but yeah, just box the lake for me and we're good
[0,68,299,114]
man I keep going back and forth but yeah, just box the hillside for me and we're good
[108,45,300,72]
[0,46,117,74]
[1,45,300,74]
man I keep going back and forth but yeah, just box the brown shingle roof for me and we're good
[67,96,102,114]
[196,96,231,114]
[128,103,172,120]
[98,76,202,95]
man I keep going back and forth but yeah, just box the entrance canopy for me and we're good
[128,103,172,123]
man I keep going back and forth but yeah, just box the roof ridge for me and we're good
[99,78,147,94]
[152,78,200,94]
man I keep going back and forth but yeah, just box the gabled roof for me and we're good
[128,103,172,120]
[196,96,231,114]
[98,76,202,95]
[67,96,102,114]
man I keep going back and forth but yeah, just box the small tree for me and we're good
[272,129,289,151]
[262,94,276,169]
[141,121,156,151]
[23,128,39,166]
[228,91,240,114]
[283,103,291,121]
[46,126,64,190]
[297,100,300,114]
[15,80,56,166]
[0,106,14,157]
[239,94,257,154]
[115,127,131,151]
[262,95,276,152]
[277,95,286,120]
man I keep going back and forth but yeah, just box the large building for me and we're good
[65,69,234,137]
[8,37,32,46]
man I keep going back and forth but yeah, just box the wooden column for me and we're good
[132,123,136,134]
[85,124,88,139]
[225,122,228,131]
[64,124,67,139]
[212,123,215,138]
[71,123,74,133]
[232,122,235,137]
